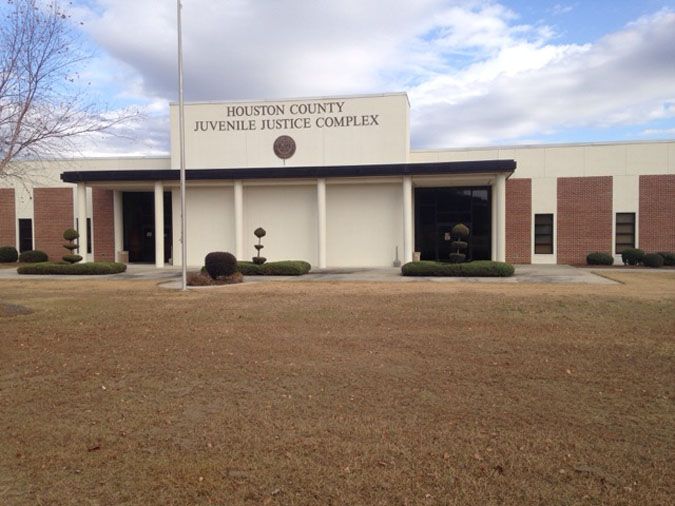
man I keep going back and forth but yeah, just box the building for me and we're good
[1,93,674,267]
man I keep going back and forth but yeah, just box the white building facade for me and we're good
[1,93,674,267]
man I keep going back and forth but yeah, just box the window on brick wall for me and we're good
[615,213,636,254]
[18,219,33,253]
[534,214,554,254]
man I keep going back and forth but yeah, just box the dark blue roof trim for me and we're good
[60,160,516,183]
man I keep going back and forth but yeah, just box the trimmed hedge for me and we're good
[236,260,311,276]
[621,247,645,266]
[643,253,664,268]
[18,250,49,263]
[17,261,127,275]
[586,252,614,265]
[0,246,18,263]
[401,260,515,277]
[205,251,237,279]
[657,252,675,266]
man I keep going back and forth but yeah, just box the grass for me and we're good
[0,273,673,505]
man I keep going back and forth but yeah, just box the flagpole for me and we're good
[177,0,187,290]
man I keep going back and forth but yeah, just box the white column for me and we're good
[491,183,498,261]
[77,183,87,263]
[403,176,413,263]
[234,180,244,260]
[317,178,327,268]
[113,191,123,262]
[496,174,507,262]
[154,182,164,268]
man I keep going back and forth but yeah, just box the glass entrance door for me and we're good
[415,186,492,262]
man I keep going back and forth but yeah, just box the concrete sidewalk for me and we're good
[0,263,619,285]
[159,264,620,288]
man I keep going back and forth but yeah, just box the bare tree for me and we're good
[0,0,133,180]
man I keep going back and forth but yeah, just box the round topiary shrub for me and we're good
[63,228,79,241]
[0,246,19,263]
[62,228,81,264]
[643,253,664,268]
[586,252,614,265]
[252,227,267,264]
[621,247,644,266]
[657,252,675,266]
[204,251,237,279]
[451,223,469,238]
[448,223,470,263]
[18,250,48,263]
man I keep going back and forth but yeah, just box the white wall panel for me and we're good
[242,185,317,264]
[173,187,234,267]
[326,183,402,267]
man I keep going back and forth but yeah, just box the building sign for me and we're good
[192,100,381,133]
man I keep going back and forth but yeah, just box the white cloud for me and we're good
[410,8,675,147]
[69,1,675,154]
[641,128,675,136]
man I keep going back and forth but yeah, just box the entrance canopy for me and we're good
[60,160,515,184]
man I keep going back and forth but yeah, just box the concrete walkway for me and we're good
[0,263,620,285]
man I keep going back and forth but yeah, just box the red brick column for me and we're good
[93,189,115,261]
[639,175,675,252]
[0,188,16,247]
[557,176,613,264]
[34,188,74,261]
[505,178,531,263]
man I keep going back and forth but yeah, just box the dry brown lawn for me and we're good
[1,273,674,506]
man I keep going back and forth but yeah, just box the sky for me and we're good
[30,0,675,156]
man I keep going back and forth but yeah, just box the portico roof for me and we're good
[60,160,515,183]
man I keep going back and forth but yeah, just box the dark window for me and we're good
[615,213,635,254]
[414,186,492,261]
[75,218,92,254]
[534,214,554,254]
[18,219,33,252]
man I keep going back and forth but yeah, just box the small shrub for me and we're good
[643,253,664,268]
[448,223,470,263]
[236,261,263,275]
[204,251,237,279]
[452,224,470,237]
[17,262,127,275]
[253,227,267,264]
[448,253,465,263]
[237,260,311,276]
[657,252,675,266]
[63,228,79,241]
[262,261,311,276]
[621,247,644,266]
[586,252,614,265]
[62,228,80,263]
[401,260,515,277]
[18,250,48,263]
[0,246,19,263]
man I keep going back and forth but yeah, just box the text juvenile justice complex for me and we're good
[192,101,380,132]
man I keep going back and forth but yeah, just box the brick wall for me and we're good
[93,189,115,261]
[0,188,16,247]
[34,188,73,261]
[557,176,613,264]
[505,178,531,263]
[639,175,675,252]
